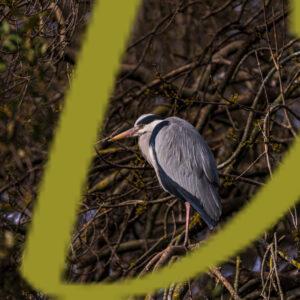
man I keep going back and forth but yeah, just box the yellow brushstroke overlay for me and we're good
[292,0,300,36]
[21,1,300,300]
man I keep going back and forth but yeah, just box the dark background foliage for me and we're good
[0,0,300,299]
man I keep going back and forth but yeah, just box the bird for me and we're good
[109,114,221,245]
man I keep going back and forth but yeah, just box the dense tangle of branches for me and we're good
[0,1,300,299]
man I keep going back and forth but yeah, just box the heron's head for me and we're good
[109,114,163,142]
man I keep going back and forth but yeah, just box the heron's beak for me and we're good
[109,127,138,142]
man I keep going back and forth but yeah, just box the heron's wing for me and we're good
[150,118,221,225]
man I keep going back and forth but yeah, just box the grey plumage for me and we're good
[137,114,221,229]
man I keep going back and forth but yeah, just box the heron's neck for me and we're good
[138,133,154,166]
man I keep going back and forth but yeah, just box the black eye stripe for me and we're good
[135,115,162,125]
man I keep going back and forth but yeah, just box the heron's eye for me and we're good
[137,124,147,135]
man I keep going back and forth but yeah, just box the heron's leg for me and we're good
[184,201,191,246]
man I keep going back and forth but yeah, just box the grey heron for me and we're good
[109,114,221,245]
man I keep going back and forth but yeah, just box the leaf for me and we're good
[0,61,6,72]
[3,38,16,52]
[9,33,22,44]
[0,20,10,34]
